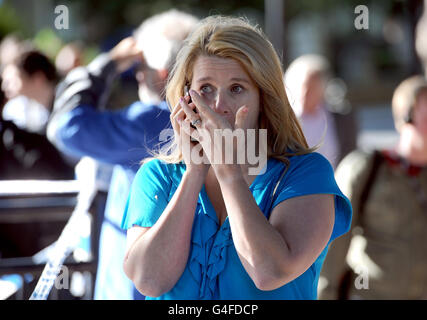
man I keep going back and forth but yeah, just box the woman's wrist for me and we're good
[183,166,209,186]
[213,163,245,185]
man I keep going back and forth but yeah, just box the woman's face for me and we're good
[190,55,260,129]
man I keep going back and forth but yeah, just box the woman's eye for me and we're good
[231,85,243,94]
[200,85,213,94]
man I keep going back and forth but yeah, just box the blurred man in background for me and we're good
[47,9,199,299]
[284,54,357,169]
[416,0,427,75]
[0,51,74,180]
[319,75,427,299]
[2,50,58,133]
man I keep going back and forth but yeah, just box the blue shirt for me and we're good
[53,100,171,299]
[55,101,172,166]
[121,152,352,300]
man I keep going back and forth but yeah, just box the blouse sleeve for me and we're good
[273,152,353,242]
[121,159,171,230]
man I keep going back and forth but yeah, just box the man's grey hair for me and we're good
[284,54,331,87]
[133,9,199,71]
[283,54,331,112]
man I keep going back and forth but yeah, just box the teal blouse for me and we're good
[121,152,352,300]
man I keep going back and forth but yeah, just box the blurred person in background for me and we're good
[1,49,58,133]
[0,75,74,180]
[0,35,25,67]
[47,9,199,299]
[416,0,427,75]
[55,42,84,78]
[319,75,427,299]
[284,54,357,169]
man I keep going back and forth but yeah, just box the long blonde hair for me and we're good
[150,15,313,164]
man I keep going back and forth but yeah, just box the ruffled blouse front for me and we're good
[190,187,233,299]
[121,154,353,300]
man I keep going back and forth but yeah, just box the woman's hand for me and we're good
[170,95,210,177]
[179,90,250,179]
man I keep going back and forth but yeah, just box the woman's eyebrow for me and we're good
[194,76,213,83]
[195,76,251,84]
[230,77,251,84]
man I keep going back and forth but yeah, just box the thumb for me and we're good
[235,105,249,129]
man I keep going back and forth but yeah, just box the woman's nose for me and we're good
[213,90,231,115]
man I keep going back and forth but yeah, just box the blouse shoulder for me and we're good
[274,152,352,241]
[134,158,181,184]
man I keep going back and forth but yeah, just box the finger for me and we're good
[181,118,199,141]
[179,96,201,124]
[172,114,191,148]
[183,95,198,113]
[173,109,186,127]
[170,100,185,120]
[171,105,185,131]
[188,90,215,118]
[170,114,180,138]
[235,105,249,129]
[170,101,183,119]
[173,109,195,134]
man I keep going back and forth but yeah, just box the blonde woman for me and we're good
[121,16,352,300]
